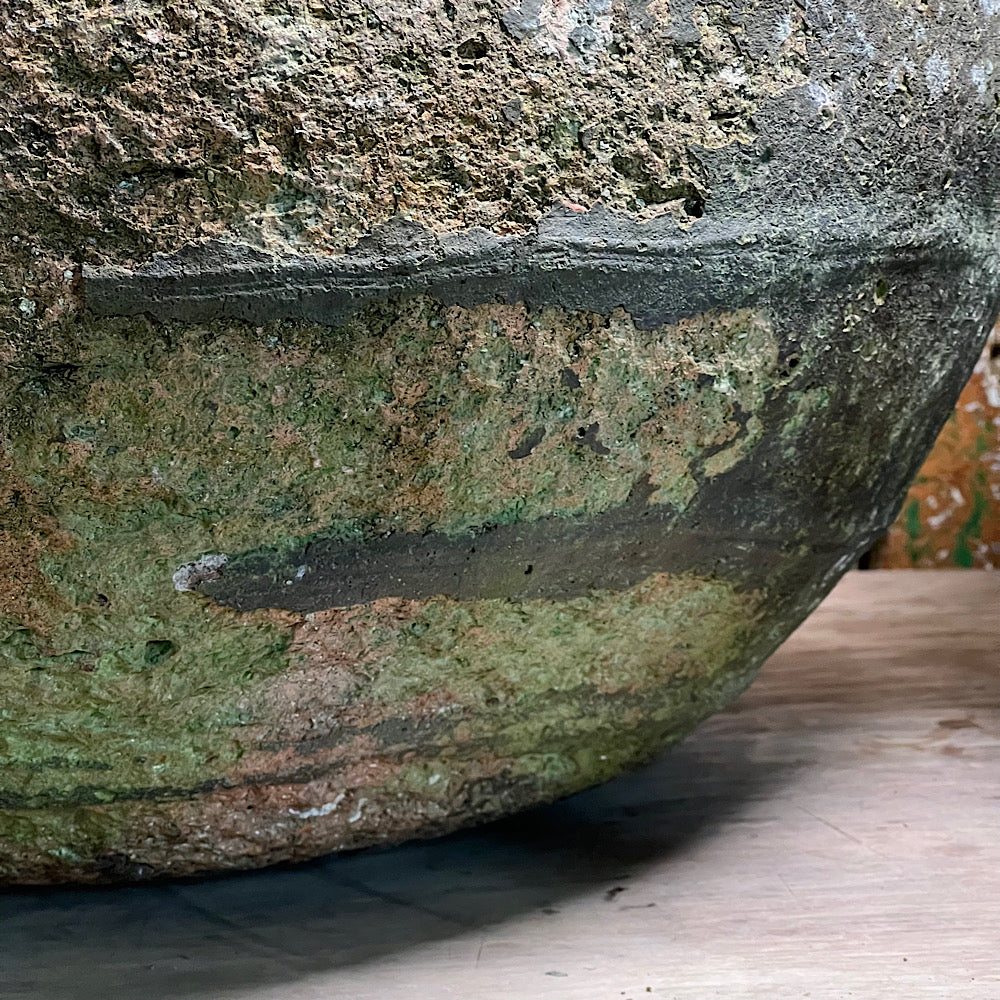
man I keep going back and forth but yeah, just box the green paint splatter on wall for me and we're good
[953,479,988,568]
[902,497,929,565]
[904,497,922,540]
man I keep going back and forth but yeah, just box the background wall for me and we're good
[870,327,1000,569]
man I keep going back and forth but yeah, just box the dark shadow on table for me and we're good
[0,718,802,1000]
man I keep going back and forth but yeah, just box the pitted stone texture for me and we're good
[1,0,999,882]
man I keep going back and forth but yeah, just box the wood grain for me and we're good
[1,570,996,1000]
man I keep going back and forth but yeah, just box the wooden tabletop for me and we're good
[2,570,997,1000]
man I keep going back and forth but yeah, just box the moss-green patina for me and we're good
[0,300,779,821]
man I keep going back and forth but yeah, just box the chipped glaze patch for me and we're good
[172,554,228,593]
[502,0,613,68]
[925,52,952,99]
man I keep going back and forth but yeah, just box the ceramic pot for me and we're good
[1,0,998,882]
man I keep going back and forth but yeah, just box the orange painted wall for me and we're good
[870,327,1000,569]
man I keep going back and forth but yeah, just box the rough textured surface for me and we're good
[2,571,997,1000]
[1,0,999,882]
[1,0,809,254]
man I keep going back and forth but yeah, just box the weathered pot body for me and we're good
[1,0,998,882]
